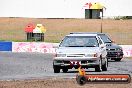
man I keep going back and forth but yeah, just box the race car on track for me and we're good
[53,33,108,73]
[69,32,124,61]
[96,33,123,61]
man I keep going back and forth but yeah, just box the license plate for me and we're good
[70,61,80,65]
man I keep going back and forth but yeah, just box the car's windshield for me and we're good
[99,34,112,43]
[60,36,99,47]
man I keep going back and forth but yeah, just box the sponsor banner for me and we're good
[12,42,55,53]
[11,42,132,56]
[0,42,12,51]
[120,45,132,57]
[76,74,131,85]
[76,67,131,85]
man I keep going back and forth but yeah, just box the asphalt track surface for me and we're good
[0,52,132,80]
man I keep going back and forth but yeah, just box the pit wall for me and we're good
[0,42,132,57]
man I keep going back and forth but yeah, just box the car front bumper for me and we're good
[53,57,100,68]
[107,51,123,59]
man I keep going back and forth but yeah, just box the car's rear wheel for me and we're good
[95,60,102,72]
[53,66,60,73]
[102,58,108,71]
[62,68,68,73]
[115,58,122,61]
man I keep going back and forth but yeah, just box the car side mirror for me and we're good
[111,40,115,43]
[100,44,106,48]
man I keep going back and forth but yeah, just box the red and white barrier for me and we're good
[120,45,132,57]
[12,42,132,57]
[12,42,55,53]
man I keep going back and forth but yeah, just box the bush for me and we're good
[114,16,132,20]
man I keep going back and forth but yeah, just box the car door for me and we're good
[98,36,107,59]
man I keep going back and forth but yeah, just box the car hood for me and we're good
[105,43,122,49]
[56,47,100,54]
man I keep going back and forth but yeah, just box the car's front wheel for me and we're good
[102,58,108,71]
[62,68,68,73]
[53,65,60,73]
[95,60,102,72]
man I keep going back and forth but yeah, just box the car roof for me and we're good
[70,32,105,35]
[67,32,106,36]
[67,33,98,37]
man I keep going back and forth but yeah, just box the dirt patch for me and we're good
[0,78,131,88]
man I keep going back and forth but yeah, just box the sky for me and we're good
[0,0,132,18]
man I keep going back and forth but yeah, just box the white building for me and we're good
[0,0,132,18]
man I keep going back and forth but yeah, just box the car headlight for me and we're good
[116,48,123,51]
[85,53,98,57]
[57,54,66,57]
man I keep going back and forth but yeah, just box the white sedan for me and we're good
[53,33,108,73]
